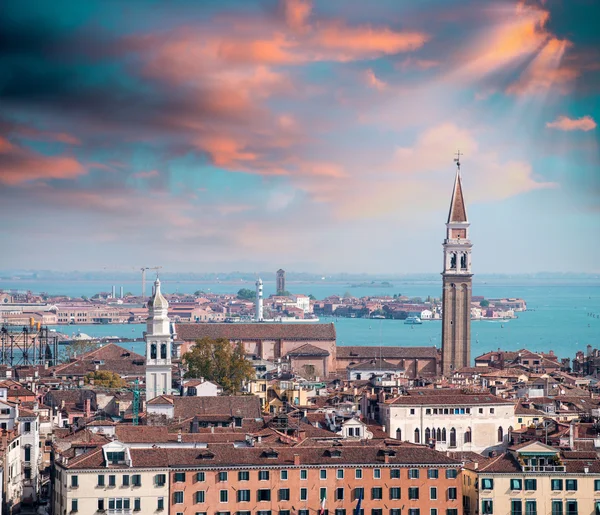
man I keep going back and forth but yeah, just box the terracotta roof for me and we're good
[148,395,262,420]
[447,170,467,223]
[115,425,170,443]
[338,346,438,360]
[175,323,336,341]
[387,390,511,406]
[479,453,521,473]
[347,358,403,371]
[285,344,330,357]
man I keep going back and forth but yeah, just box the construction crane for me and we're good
[141,266,162,303]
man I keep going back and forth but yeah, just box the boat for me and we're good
[404,316,423,325]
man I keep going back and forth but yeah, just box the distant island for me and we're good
[350,281,393,288]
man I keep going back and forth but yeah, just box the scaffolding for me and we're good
[0,323,59,367]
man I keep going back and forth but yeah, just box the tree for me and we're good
[237,288,255,300]
[276,290,291,296]
[308,294,316,301]
[64,340,99,361]
[480,300,490,307]
[194,290,206,296]
[343,291,353,299]
[182,337,255,394]
[85,370,127,388]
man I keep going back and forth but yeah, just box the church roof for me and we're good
[148,277,168,310]
[447,170,468,223]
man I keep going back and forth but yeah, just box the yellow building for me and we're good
[478,441,600,515]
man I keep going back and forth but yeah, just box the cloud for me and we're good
[546,115,597,132]
[283,0,312,32]
[133,170,160,179]
[365,69,387,91]
[0,136,87,185]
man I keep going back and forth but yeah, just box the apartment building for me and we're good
[478,441,600,515]
[380,389,515,454]
[53,440,170,515]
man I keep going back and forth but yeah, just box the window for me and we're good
[524,479,537,491]
[409,510,420,515]
[479,408,483,414]
[157,498,164,511]
[372,510,382,515]
[108,475,116,487]
[300,488,308,501]
[320,469,327,480]
[391,468,400,479]
[566,480,577,491]
[259,470,270,481]
[220,490,228,503]
[428,469,438,479]
[354,488,365,501]
[449,428,457,448]
[511,500,523,515]
[390,487,400,500]
[238,471,249,481]
[122,475,130,487]
[196,491,206,503]
[337,469,344,479]
[299,511,310,515]
[430,510,437,515]
[447,488,457,500]
[595,480,600,491]
[174,491,184,504]
[280,511,291,515]
[279,489,290,501]
[490,408,495,414]
[525,501,537,515]
[372,487,383,500]
[300,469,308,480]
[132,474,141,487]
[414,428,420,443]
[238,489,251,502]
[134,498,141,512]
[566,501,577,515]
[497,426,503,442]
[97,475,105,487]
[71,499,78,513]
[174,472,186,482]
[336,487,344,501]
[430,487,437,500]
[336,510,347,515]
[552,501,563,515]
[482,500,493,515]
[98,499,105,512]
[510,479,522,491]
[24,421,31,432]
[408,487,419,500]
[320,488,327,504]
[409,468,420,479]
[219,471,228,482]
[464,428,472,443]
[481,478,494,490]
[447,511,458,515]
[106,451,125,464]
[258,489,271,502]
[446,469,458,479]
[410,408,416,415]
[24,446,31,461]
[281,470,288,480]
[551,479,563,491]
[355,468,363,479]
[391,510,401,515]
[373,468,381,479]
[155,474,166,486]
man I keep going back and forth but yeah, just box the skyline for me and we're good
[1,0,599,274]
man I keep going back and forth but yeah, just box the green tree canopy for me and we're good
[84,370,127,388]
[64,339,99,362]
[276,290,291,296]
[182,337,255,394]
[308,294,316,301]
[237,288,255,300]
[480,299,490,307]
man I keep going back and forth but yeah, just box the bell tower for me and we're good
[145,277,172,401]
[441,153,473,376]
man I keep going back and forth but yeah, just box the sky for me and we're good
[0,0,598,275]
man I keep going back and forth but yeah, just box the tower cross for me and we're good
[454,150,462,171]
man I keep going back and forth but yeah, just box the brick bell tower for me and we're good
[441,152,473,376]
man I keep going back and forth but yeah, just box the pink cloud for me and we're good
[0,137,87,185]
[546,115,597,132]
[133,169,160,178]
[283,0,312,32]
[365,69,387,91]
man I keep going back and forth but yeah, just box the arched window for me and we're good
[449,428,457,448]
[160,343,167,359]
[436,428,442,442]
[150,343,157,359]
[396,428,402,441]
[464,427,472,444]
[498,426,504,443]
[414,428,420,444]
[425,428,431,442]
[441,428,447,443]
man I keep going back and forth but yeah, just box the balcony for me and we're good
[522,465,565,472]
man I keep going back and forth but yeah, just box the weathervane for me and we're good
[454,150,462,172]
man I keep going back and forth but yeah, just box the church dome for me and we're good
[148,277,168,310]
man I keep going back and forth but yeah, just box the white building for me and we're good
[379,390,515,455]
[255,278,263,321]
[145,277,172,402]
[53,440,170,515]
[293,294,311,313]
[182,378,222,397]
[18,407,40,504]
[347,358,405,381]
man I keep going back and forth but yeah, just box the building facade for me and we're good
[380,390,514,455]
[441,159,473,376]
[145,278,173,402]
[276,269,286,294]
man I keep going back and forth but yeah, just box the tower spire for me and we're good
[447,151,468,224]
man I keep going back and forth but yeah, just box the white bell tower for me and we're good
[145,277,172,401]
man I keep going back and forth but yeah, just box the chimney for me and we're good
[61,400,65,410]
[294,454,300,465]
[84,398,91,418]
[177,430,182,443]
[473,462,479,470]
[384,454,390,464]
[584,466,589,474]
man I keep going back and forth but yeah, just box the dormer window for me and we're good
[106,451,125,464]
[263,449,279,459]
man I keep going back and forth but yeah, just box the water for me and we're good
[5,278,600,361]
